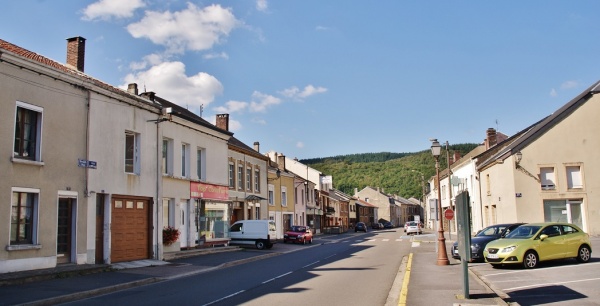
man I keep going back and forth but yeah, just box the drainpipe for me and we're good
[156,115,162,260]
[84,89,91,198]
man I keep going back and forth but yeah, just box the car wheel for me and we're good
[255,240,266,250]
[522,251,538,269]
[576,245,591,263]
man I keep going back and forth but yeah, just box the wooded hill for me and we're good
[300,143,479,200]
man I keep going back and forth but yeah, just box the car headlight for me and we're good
[471,244,481,251]
[298,235,304,238]
[500,246,516,253]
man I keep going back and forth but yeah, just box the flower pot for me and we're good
[163,241,180,253]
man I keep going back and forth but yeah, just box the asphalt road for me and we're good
[65,229,411,306]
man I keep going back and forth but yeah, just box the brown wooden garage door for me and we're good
[111,197,151,263]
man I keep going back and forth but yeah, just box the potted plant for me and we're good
[162,226,180,246]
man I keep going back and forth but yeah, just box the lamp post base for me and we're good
[437,230,450,266]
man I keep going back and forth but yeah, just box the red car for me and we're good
[283,226,313,244]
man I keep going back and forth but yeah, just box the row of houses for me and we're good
[1,36,421,274]
[425,81,600,238]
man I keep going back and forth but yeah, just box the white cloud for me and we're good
[82,0,145,21]
[550,88,557,97]
[256,0,268,12]
[122,61,223,109]
[213,100,248,113]
[126,3,240,54]
[279,85,327,99]
[560,80,578,90]
[129,53,164,70]
[250,91,281,112]
[203,52,229,60]
[251,118,267,125]
[316,25,330,31]
[296,141,304,148]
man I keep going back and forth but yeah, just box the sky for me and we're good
[2,1,599,159]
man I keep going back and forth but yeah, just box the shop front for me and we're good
[191,182,231,245]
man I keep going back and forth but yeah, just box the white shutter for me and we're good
[540,167,556,190]
[566,166,583,189]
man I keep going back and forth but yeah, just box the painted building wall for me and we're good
[0,51,88,272]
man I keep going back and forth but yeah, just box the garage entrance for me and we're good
[111,196,152,263]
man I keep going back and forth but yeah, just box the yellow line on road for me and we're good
[398,253,412,306]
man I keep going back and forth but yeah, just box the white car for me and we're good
[405,221,422,235]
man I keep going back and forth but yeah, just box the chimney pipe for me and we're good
[216,114,229,131]
[277,153,286,170]
[486,128,497,149]
[253,142,260,153]
[140,91,155,102]
[66,36,86,72]
[127,83,138,95]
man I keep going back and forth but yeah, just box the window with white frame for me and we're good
[566,165,583,189]
[237,163,244,190]
[268,184,274,205]
[10,188,40,245]
[181,143,190,178]
[246,165,252,191]
[125,131,140,174]
[196,148,204,181]
[228,162,235,188]
[254,168,260,192]
[14,102,43,161]
[162,198,173,227]
[540,167,556,190]
[281,186,287,207]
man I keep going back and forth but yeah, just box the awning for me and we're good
[245,195,267,201]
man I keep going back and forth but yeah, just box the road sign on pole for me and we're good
[444,208,454,220]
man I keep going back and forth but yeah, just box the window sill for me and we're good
[11,157,44,166]
[6,244,42,251]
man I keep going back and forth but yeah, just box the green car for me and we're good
[483,222,592,269]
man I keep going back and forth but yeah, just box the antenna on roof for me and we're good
[143,82,146,93]
[495,119,499,131]
[200,104,203,117]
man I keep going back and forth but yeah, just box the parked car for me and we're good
[404,221,410,232]
[452,223,524,262]
[283,225,313,244]
[484,222,592,269]
[355,222,368,232]
[372,222,383,230]
[405,221,422,235]
[384,222,394,229]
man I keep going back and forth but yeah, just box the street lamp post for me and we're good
[431,139,450,266]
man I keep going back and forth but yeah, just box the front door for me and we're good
[180,202,189,248]
[57,198,73,264]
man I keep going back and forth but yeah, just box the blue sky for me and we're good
[2,1,599,159]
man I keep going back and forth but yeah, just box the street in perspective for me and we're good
[0,227,597,306]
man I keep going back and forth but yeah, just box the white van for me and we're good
[229,220,277,250]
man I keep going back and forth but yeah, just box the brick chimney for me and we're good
[127,83,138,95]
[216,114,229,131]
[66,36,86,72]
[486,128,497,149]
[253,142,260,153]
[452,151,461,164]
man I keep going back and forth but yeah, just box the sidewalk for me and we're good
[402,233,508,306]
[0,233,508,306]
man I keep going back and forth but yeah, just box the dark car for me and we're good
[452,223,524,262]
[372,222,383,230]
[355,222,368,232]
[384,222,394,229]
[283,225,313,244]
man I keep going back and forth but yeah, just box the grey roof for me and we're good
[476,80,600,170]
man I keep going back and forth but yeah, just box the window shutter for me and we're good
[540,167,556,190]
[566,166,583,189]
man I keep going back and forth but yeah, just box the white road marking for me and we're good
[262,271,292,284]
[203,290,245,306]
[504,277,600,292]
